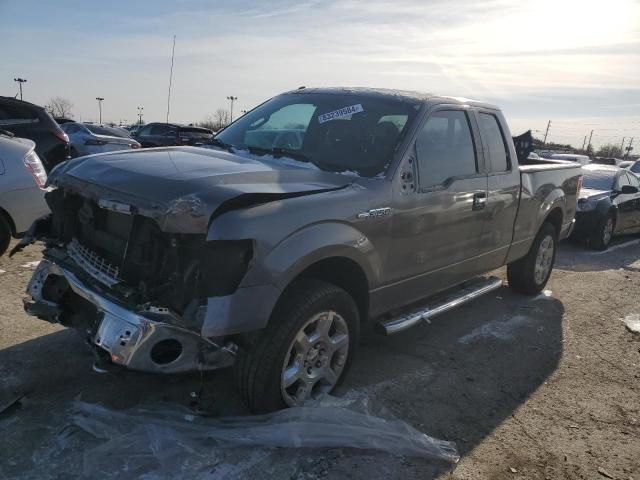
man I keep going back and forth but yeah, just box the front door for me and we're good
[379,107,488,311]
[616,172,640,233]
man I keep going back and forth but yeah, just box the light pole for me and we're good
[137,106,144,125]
[14,78,27,100]
[227,95,238,122]
[95,97,104,124]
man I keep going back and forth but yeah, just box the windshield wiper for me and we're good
[208,137,235,153]
[246,146,311,163]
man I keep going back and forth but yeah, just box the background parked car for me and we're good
[550,153,591,165]
[133,122,213,147]
[592,157,625,167]
[61,122,140,158]
[0,96,70,171]
[571,164,640,250]
[0,132,49,256]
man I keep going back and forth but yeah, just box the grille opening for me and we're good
[150,339,183,365]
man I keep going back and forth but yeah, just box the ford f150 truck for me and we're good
[16,88,582,412]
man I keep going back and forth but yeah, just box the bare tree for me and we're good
[214,108,230,130]
[595,143,623,158]
[198,109,230,132]
[45,97,74,118]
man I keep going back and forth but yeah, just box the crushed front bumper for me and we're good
[25,259,236,374]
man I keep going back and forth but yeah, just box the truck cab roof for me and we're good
[286,87,500,110]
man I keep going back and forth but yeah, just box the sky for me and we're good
[2,0,639,149]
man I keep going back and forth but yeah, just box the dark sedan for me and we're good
[133,122,213,148]
[0,96,70,171]
[571,164,640,250]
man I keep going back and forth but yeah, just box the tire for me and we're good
[234,279,359,413]
[589,212,615,251]
[0,215,11,257]
[507,222,557,295]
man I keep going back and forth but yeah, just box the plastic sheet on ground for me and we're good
[72,394,459,478]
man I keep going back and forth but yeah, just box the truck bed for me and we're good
[519,157,582,172]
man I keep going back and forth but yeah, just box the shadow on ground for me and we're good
[555,237,640,272]
[0,281,564,479]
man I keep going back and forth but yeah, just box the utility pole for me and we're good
[581,135,587,152]
[166,35,176,124]
[137,106,144,125]
[543,120,551,145]
[13,77,27,100]
[586,130,594,154]
[227,96,238,122]
[625,137,634,159]
[95,97,104,124]
[620,137,626,153]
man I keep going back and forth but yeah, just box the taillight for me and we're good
[577,176,583,195]
[23,151,48,188]
[54,129,69,144]
[85,139,108,146]
[131,143,140,149]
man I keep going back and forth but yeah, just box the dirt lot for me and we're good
[1,238,639,479]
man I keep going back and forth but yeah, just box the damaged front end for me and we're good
[21,188,251,374]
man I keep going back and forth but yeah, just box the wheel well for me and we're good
[545,208,563,236]
[289,257,369,323]
[0,207,16,235]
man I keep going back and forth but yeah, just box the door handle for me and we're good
[472,192,487,211]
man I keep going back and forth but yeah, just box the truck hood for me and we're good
[47,146,352,233]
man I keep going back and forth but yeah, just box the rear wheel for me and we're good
[0,215,12,257]
[507,222,557,295]
[590,212,615,250]
[234,279,359,413]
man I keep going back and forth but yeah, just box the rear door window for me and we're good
[415,110,477,188]
[478,113,510,172]
[0,104,40,127]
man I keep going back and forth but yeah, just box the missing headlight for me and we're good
[199,240,253,297]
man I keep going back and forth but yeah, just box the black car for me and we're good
[133,122,213,147]
[0,96,70,171]
[572,164,640,250]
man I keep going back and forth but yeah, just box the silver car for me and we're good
[61,122,140,157]
[0,133,49,256]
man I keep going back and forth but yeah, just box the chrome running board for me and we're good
[380,276,503,335]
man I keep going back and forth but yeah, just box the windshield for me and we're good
[582,171,616,191]
[214,92,420,177]
[86,124,129,137]
[631,161,640,174]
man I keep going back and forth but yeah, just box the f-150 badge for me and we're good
[357,207,392,219]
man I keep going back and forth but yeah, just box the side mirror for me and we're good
[621,185,639,194]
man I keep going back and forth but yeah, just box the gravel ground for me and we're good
[0,237,639,479]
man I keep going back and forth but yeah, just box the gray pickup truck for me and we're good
[17,88,582,412]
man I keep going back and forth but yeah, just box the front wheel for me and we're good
[589,212,615,250]
[507,222,557,295]
[234,279,359,413]
[0,215,11,257]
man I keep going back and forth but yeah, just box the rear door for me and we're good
[384,107,488,308]
[474,110,521,271]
